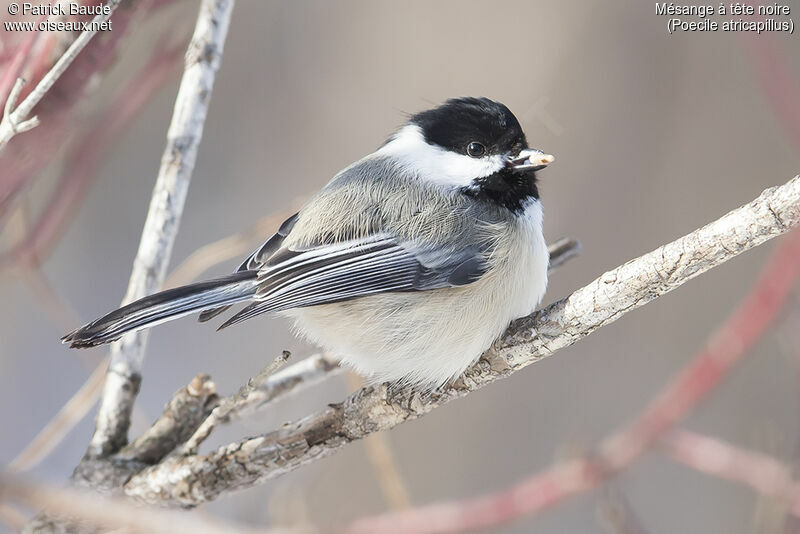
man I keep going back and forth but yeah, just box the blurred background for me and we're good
[1,0,799,532]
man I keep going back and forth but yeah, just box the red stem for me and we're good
[661,429,800,515]
[347,227,800,534]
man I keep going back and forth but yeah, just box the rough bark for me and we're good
[119,176,800,506]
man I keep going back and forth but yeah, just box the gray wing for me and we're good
[198,213,299,322]
[209,226,487,330]
[236,212,300,272]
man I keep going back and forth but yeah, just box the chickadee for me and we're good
[63,97,554,388]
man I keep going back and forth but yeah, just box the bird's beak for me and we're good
[506,148,555,172]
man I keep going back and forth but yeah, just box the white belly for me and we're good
[283,201,548,388]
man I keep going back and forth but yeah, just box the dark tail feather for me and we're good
[197,303,231,323]
[62,271,258,348]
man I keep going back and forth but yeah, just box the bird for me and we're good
[62,97,554,388]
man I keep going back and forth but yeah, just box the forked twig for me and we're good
[177,351,291,455]
[0,0,122,149]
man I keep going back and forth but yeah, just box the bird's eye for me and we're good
[466,142,486,158]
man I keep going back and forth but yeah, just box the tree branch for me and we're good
[1,472,291,534]
[121,175,800,507]
[176,352,290,456]
[70,374,219,497]
[661,429,800,514]
[544,237,580,271]
[26,242,577,529]
[88,0,236,458]
[22,375,222,533]
[345,205,800,534]
[218,353,342,425]
[0,0,121,150]
[165,200,308,287]
[9,360,108,472]
[117,374,219,465]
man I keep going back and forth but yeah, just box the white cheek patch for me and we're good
[377,125,505,189]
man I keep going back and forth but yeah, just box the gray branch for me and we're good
[1,472,291,534]
[118,374,219,465]
[88,0,236,458]
[176,352,291,455]
[24,2,236,531]
[24,375,219,533]
[120,175,800,506]
[220,353,342,425]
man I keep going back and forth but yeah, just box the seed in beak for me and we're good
[531,153,555,167]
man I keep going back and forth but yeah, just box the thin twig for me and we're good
[1,32,184,270]
[345,373,412,510]
[20,267,82,335]
[546,237,581,271]
[166,201,307,287]
[0,503,27,532]
[0,14,44,106]
[219,353,342,424]
[9,360,108,472]
[122,176,800,508]
[117,374,219,464]
[16,373,220,534]
[87,0,236,458]
[0,0,122,149]
[597,486,650,534]
[0,472,291,534]
[0,0,181,227]
[661,429,800,515]
[177,352,290,455]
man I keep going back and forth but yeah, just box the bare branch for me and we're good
[345,374,412,510]
[165,201,307,287]
[1,34,185,270]
[17,374,221,534]
[597,487,650,534]
[177,352,290,456]
[219,353,342,425]
[0,503,27,532]
[0,472,292,534]
[661,429,800,514]
[88,0,236,458]
[122,176,800,507]
[546,237,581,271]
[0,0,121,150]
[9,361,107,472]
[345,212,800,534]
[117,374,219,465]
[31,372,218,519]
